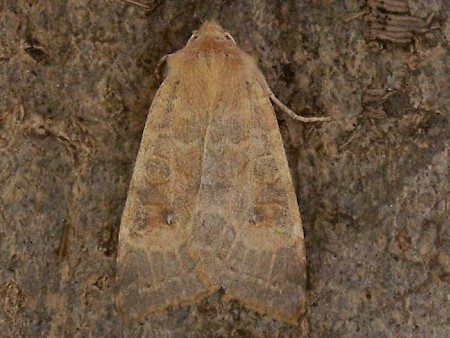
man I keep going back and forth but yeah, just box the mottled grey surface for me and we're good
[0,0,448,337]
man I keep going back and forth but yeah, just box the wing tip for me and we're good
[116,282,218,323]
[222,291,306,326]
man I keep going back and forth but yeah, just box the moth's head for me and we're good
[187,21,236,46]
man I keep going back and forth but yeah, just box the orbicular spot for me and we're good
[253,157,279,183]
[145,158,171,184]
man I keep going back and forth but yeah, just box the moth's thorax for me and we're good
[167,38,258,110]
[177,38,247,68]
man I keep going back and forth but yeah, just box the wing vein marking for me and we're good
[267,250,277,309]
[147,255,157,288]
[223,232,242,262]
[221,267,289,293]
[238,247,249,274]
[175,251,196,275]
[192,107,214,225]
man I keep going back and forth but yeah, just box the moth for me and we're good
[116,21,329,325]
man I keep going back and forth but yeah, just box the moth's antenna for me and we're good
[155,54,170,81]
[269,92,332,122]
[125,0,150,10]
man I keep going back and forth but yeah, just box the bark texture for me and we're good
[0,0,448,337]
